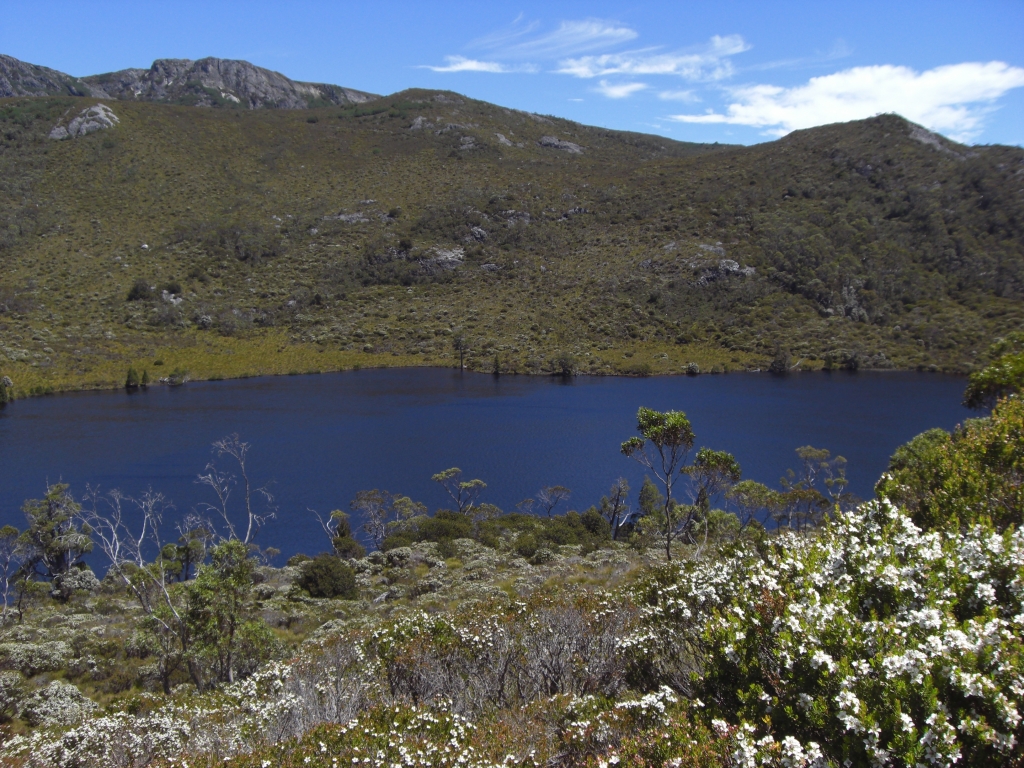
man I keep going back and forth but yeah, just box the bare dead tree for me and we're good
[196,433,276,544]
[600,478,631,539]
[350,491,425,551]
[0,525,25,624]
[80,487,199,693]
[515,498,536,515]
[536,485,571,517]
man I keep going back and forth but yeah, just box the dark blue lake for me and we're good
[0,369,970,560]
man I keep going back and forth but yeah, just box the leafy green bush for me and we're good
[514,533,538,559]
[296,554,357,599]
[876,396,1024,532]
[126,279,153,302]
[382,510,473,550]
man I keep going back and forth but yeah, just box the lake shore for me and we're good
[0,329,963,402]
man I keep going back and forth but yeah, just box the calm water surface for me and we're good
[0,369,971,559]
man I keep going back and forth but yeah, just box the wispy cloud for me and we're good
[420,56,513,73]
[472,18,637,59]
[658,89,699,102]
[595,80,648,99]
[420,56,541,74]
[557,35,749,80]
[669,61,1024,141]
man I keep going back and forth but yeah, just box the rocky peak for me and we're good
[81,57,378,109]
[0,54,89,98]
[0,54,377,109]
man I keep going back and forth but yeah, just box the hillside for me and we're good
[0,55,377,108]
[0,88,1023,395]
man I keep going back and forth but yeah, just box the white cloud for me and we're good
[594,80,648,99]
[421,56,513,73]
[669,61,1024,141]
[473,18,638,59]
[557,35,749,80]
[659,89,698,102]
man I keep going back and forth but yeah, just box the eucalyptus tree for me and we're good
[432,467,486,514]
[684,448,742,515]
[621,408,695,561]
[19,484,92,582]
[351,490,425,551]
[536,485,571,517]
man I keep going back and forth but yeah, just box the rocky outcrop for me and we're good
[537,135,583,154]
[0,54,89,98]
[81,57,377,109]
[0,53,377,109]
[48,103,119,139]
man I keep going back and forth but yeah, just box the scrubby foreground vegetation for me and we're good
[1,87,1023,395]
[0,346,1021,766]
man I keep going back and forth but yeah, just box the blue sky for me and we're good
[3,1,1023,146]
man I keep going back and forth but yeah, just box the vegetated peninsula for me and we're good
[0,53,1022,396]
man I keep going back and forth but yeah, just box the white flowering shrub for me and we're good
[0,669,26,718]
[19,679,97,727]
[51,567,101,599]
[624,500,1024,767]
[0,640,72,676]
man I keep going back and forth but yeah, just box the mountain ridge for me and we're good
[0,54,377,108]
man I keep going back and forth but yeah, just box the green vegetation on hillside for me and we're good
[0,92,1022,396]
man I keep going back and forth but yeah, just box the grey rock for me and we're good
[49,103,120,140]
[325,212,368,224]
[82,57,377,109]
[0,54,377,109]
[698,243,726,256]
[500,210,531,225]
[0,54,90,98]
[909,124,971,159]
[538,135,583,154]
[517,110,553,125]
[480,263,501,272]
[419,247,464,274]
[561,206,589,218]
